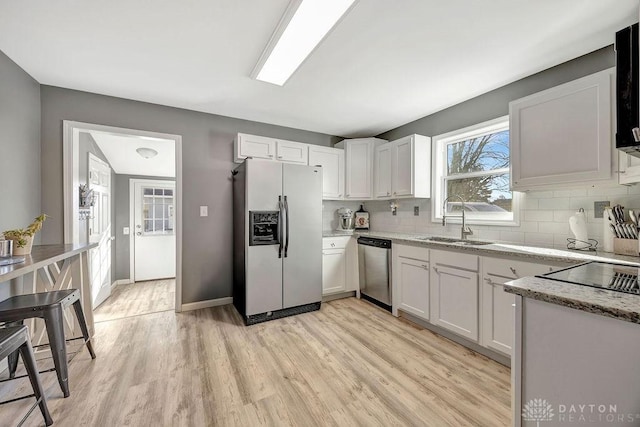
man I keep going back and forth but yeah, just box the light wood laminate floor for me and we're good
[93,279,175,323]
[1,291,510,426]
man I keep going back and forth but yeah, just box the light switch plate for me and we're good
[123,227,130,235]
[414,206,419,216]
[594,201,609,219]
[200,206,208,217]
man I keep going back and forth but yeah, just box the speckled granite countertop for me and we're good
[323,230,640,265]
[323,230,640,323]
[504,276,640,324]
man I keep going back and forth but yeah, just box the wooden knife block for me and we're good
[613,238,639,257]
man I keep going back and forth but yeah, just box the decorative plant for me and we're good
[3,214,47,248]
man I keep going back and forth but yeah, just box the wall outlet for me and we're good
[414,206,419,216]
[594,201,610,219]
[200,206,208,217]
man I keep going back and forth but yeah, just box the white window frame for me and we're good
[431,116,521,226]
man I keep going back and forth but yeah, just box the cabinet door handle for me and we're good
[268,154,274,158]
[278,156,283,159]
[512,304,516,307]
[338,194,343,197]
[433,267,439,274]
[614,170,626,174]
[509,267,518,276]
[422,264,429,270]
[331,243,335,247]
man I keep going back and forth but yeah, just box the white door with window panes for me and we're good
[432,117,516,225]
[88,154,112,308]
[133,180,176,281]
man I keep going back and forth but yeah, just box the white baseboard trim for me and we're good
[112,279,133,290]
[180,297,233,312]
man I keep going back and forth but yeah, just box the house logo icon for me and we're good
[523,398,554,426]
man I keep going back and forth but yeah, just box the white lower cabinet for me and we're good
[430,250,479,341]
[322,248,347,294]
[389,244,579,360]
[322,237,358,296]
[393,245,429,319]
[480,257,573,356]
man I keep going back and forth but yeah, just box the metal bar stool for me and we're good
[0,325,53,426]
[0,289,96,398]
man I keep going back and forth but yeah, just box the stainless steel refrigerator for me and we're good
[233,158,322,325]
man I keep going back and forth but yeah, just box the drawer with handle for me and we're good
[482,257,569,280]
[322,236,351,250]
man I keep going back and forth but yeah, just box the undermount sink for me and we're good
[416,236,493,246]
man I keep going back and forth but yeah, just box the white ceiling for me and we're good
[0,1,637,137]
[89,132,175,178]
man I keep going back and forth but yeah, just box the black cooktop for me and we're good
[538,261,640,295]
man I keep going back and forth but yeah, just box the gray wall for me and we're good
[40,86,339,304]
[378,46,615,141]
[0,51,41,233]
[0,50,41,299]
[113,174,175,281]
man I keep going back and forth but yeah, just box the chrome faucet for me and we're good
[442,195,473,240]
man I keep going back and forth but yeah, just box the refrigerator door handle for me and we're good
[278,196,284,258]
[284,195,290,258]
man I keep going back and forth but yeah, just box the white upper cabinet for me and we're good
[374,144,392,198]
[275,140,308,164]
[372,135,431,200]
[309,145,345,200]
[391,134,431,198]
[338,138,386,200]
[509,69,615,190]
[234,133,308,164]
[235,133,276,162]
[618,151,640,185]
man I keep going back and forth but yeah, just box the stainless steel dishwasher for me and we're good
[357,237,392,312]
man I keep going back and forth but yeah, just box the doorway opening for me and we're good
[62,121,183,317]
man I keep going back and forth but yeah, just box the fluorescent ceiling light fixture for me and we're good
[136,147,158,159]
[254,0,356,86]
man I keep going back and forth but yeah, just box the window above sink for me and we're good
[431,116,521,226]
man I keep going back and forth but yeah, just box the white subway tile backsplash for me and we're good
[524,210,554,222]
[553,210,574,223]
[539,197,570,210]
[321,184,640,250]
[538,222,570,235]
[588,186,629,197]
[522,197,539,210]
[499,230,525,243]
[477,229,502,241]
[552,190,573,198]
[518,221,539,233]
[569,197,597,210]
[527,190,554,198]
[525,232,554,247]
